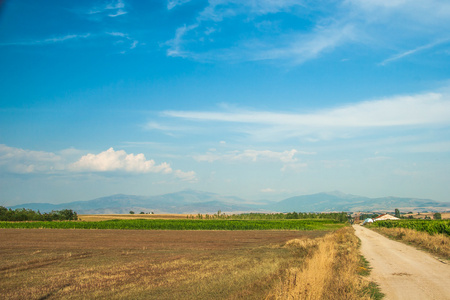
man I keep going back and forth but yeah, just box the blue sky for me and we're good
[1,0,450,205]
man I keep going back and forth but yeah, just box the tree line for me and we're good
[0,206,78,221]
[191,211,349,222]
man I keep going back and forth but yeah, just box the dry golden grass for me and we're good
[372,227,450,259]
[0,229,326,299]
[402,212,450,219]
[0,227,379,299]
[267,227,376,300]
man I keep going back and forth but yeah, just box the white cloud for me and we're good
[174,170,197,182]
[145,122,188,132]
[194,149,299,163]
[164,92,450,140]
[70,148,172,173]
[107,32,127,37]
[70,148,197,181]
[0,145,197,182]
[261,188,276,193]
[0,144,64,174]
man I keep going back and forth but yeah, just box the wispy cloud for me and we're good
[194,149,301,163]
[165,0,450,65]
[167,0,192,10]
[165,93,450,127]
[165,1,318,62]
[0,34,91,47]
[106,32,139,52]
[193,148,310,173]
[87,0,127,19]
[162,92,450,141]
[380,38,450,65]
[166,24,198,57]
[248,24,356,64]
[0,31,139,53]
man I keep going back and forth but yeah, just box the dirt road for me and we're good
[354,225,450,300]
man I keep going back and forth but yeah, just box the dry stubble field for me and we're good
[0,228,327,299]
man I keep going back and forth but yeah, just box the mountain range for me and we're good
[7,190,450,214]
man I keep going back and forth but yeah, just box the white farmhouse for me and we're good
[374,214,400,221]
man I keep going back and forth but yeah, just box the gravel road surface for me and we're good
[354,225,450,300]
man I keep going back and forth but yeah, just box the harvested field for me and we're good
[402,212,450,220]
[0,229,327,299]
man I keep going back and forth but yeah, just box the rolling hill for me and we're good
[7,190,450,214]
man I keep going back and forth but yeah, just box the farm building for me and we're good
[361,218,374,225]
[374,214,400,221]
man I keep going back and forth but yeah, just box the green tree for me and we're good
[129,211,135,214]
[433,212,442,220]
[394,208,400,218]
[58,209,78,220]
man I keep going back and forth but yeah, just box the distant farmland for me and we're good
[0,218,344,231]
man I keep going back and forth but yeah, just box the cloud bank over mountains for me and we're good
[0,145,196,182]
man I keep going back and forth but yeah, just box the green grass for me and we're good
[358,255,384,299]
[0,219,346,230]
[370,220,450,236]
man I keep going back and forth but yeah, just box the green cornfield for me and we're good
[371,219,450,236]
[0,219,345,231]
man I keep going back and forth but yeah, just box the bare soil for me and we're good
[354,225,450,300]
[0,228,322,250]
[0,229,326,299]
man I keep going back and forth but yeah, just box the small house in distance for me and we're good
[361,218,374,225]
[374,214,400,221]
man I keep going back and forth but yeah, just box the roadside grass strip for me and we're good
[266,227,382,300]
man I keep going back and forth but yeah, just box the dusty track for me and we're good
[354,225,450,300]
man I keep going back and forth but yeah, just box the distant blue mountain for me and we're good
[270,192,450,212]
[7,190,450,214]
[8,190,262,214]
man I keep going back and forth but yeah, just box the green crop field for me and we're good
[370,219,450,236]
[0,218,345,231]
